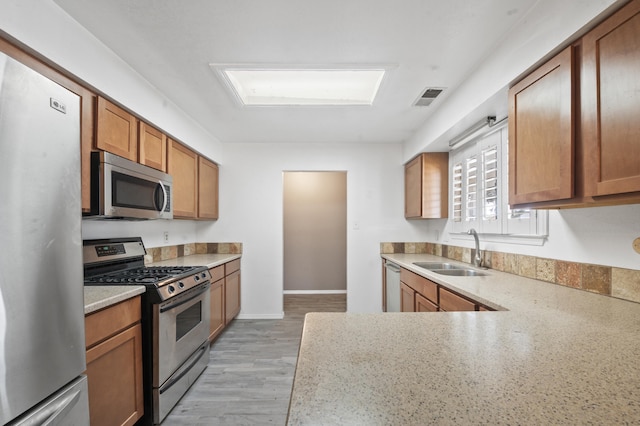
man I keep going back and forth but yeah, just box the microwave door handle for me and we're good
[158,180,168,212]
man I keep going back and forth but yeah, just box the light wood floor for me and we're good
[163,294,347,425]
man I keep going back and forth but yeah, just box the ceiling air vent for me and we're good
[414,87,444,107]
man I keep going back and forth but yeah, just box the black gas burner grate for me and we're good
[85,266,202,285]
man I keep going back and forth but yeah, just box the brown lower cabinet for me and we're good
[225,259,241,324]
[209,265,225,342]
[396,264,493,313]
[85,296,144,426]
[208,259,242,343]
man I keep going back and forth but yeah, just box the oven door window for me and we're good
[112,171,164,211]
[176,301,202,341]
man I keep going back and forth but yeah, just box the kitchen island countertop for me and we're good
[287,253,640,425]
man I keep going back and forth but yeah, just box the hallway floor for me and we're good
[163,294,347,425]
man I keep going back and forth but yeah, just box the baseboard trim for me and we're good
[236,313,285,320]
[283,290,347,295]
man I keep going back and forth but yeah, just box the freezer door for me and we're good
[9,375,89,426]
[0,53,86,424]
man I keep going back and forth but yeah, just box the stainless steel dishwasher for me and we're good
[385,262,401,312]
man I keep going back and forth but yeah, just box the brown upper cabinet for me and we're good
[509,0,640,208]
[96,96,138,161]
[168,139,199,218]
[168,139,219,220]
[405,152,449,219]
[138,121,167,172]
[198,156,219,220]
[508,46,575,207]
[582,0,640,200]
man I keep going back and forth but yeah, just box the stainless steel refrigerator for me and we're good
[0,51,89,424]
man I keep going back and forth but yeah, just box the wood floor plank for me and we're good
[163,294,346,425]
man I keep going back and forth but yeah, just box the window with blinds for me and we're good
[448,122,546,238]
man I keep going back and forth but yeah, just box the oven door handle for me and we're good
[159,343,208,395]
[160,282,210,313]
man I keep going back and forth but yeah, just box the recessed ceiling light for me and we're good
[216,67,386,106]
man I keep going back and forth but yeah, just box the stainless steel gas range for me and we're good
[83,237,211,425]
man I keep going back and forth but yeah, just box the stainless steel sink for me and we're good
[413,262,461,270]
[412,262,488,277]
[431,269,487,277]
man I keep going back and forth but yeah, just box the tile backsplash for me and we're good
[381,242,640,304]
[145,242,242,264]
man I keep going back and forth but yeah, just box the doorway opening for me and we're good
[283,171,347,300]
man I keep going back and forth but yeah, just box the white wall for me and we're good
[196,143,431,317]
[82,219,198,249]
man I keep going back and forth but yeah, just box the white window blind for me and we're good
[452,163,463,223]
[465,156,477,222]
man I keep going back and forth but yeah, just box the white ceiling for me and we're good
[53,0,540,145]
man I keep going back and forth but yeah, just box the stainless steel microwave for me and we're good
[87,151,173,220]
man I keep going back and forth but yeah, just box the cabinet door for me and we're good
[439,288,476,312]
[400,282,415,312]
[198,156,219,219]
[405,155,423,218]
[138,121,167,172]
[225,270,241,324]
[209,278,225,341]
[508,46,575,206]
[86,323,144,426]
[582,0,640,197]
[415,293,438,312]
[168,139,198,218]
[96,96,137,161]
[405,153,449,219]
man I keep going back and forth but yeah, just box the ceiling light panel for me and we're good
[221,68,386,106]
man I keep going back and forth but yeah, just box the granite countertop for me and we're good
[148,253,241,269]
[84,285,146,315]
[287,253,640,425]
[84,253,240,314]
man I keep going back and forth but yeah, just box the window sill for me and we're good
[449,232,548,246]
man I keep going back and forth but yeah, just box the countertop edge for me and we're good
[84,286,146,315]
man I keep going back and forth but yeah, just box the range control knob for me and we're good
[178,281,185,288]
[201,272,207,279]
[168,285,175,294]
[194,275,200,281]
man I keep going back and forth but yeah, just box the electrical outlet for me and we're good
[633,237,640,254]
[164,231,169,243]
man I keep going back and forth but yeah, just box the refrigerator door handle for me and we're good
[40,389,81,426]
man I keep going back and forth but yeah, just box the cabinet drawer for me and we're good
[225,258,241,275]
[209,265,224,282]
[400,269,437,303]
[439,288,476,312]
[85,296,141,349]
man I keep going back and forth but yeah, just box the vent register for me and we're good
[414,87,444,106]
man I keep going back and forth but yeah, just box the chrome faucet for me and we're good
[468,228,482,267]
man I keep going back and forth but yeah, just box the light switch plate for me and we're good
[633,237,640,254]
